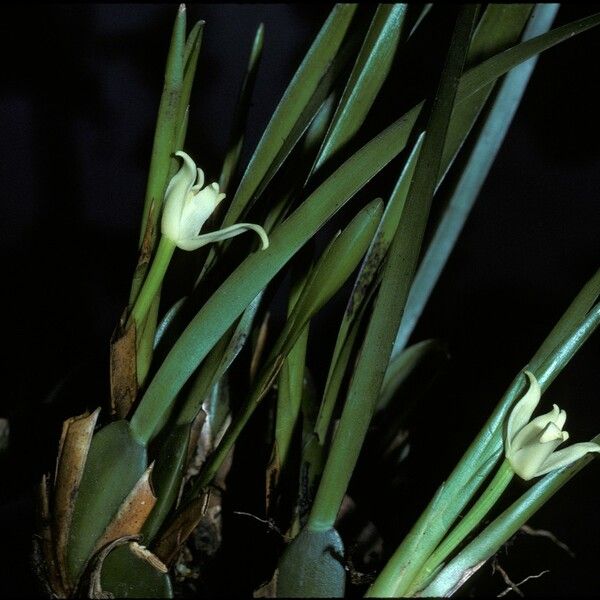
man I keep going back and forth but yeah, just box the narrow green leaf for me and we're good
[153,297,187,350]
[458,11,600,103]
[185,200,384,497]
[308,5,478,538]
[136,5,186,252]
[275,326,309,473]
[530,267,600,371]
[313,4,408,171]
[141,423,191,543]
[391,3,554,357]
[175,20,204,154]
[175,292,263,426]
[314,135,423,445]
[279,199,384,358]
[275,263,313,472]
[222,4,357,228]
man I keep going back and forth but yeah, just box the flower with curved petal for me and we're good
[161,151,269,251]
[505,371,600,480]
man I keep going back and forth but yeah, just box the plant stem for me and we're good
[128,235,176,331]
[405,459,514,596]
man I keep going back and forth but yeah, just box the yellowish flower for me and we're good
[161,151,269,251]
[505,371,600,480]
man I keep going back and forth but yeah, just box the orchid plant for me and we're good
[33,4,600,598]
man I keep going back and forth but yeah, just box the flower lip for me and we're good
[504,371,600,480]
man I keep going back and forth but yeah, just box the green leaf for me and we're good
[308,4,478,538]
[67,420,147,583]
[277,527,345,597]
[457,10,600,103]
[278,198,384,360]
[391,3,552,357]
[313,4,408,172]
[314,135,424,446]
[153,297,187,350]
[175,291,263,426]
[176,19,204,154]
[219,23,264,193]
[275,326,309,473]
[422,435,600,597]
[135,5,186,254]
[185,200,384,497]
[530,268,600,371]
[141,423,191,543]
[222,4,357,228]
[275,262,313,473]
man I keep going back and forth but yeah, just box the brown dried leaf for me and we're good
[109,309,138,419]
[53,408,100,592]
[184,409,209,481]
[95,464,157,552]
[36,473,66,597]
[127,199,157,311]
[153,492,211,566]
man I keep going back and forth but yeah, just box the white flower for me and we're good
[161,151,269,251]
[505,371,600,480]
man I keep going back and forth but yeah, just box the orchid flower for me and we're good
[161,151,269,251]
[505,371,600,480]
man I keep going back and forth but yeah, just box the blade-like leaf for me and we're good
[314,135,424,446]
[222,4,357,228]
[458,11,600,103]
[313,4,408,172]
[308,5,478,538]
[391,3,555,358]
[186,200,384,497]
[136,5,186,247]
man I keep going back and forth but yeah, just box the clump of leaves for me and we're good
[35,4,600,598]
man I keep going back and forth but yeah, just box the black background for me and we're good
[0,4,599,598]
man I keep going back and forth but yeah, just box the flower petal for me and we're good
[534,441,600,477]
[161,151,197,241]
[179,190,219,241]
[506,371,541,452]
[177,223,270,252]
[509,437,563,480]
[510,404,561,451]
[539,421,568,444]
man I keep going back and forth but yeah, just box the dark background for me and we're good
[0,4,599,597]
